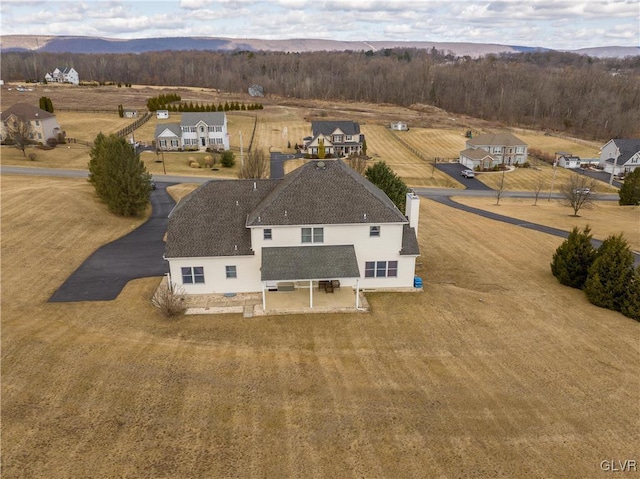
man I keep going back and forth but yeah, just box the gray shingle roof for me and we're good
[400,224,420,256]
[467,132,527,147]
[460,148,495,160]
[154,124,181,138]
[312,121,360,137]
[261,245,360,281]
[165,179,279,258]
[610,139,640,164]
[180,112,226,127]
[1,103,56,122]
[247,159,407,226]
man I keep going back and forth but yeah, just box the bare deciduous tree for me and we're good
[495,170,506,205]
[347,154,368,175]
[238,150,269,179]
[533,176,545,205]
[5,117,33,157]
[560,174,597,216]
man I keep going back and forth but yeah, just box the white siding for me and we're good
[168,255,261,294]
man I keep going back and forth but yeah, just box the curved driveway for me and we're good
[48,183,176,302]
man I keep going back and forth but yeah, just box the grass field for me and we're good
[54,111,134,142]
[512,130,601,158]
[453,197,640,251]
[2,174,638,478]
[475,164,619,193]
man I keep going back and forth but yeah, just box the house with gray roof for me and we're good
[304,120,364,157]
[598,139,640,174]
[165,159,420,309]
[154,112,229,151]
[460,131,528,169]
[44,67,79,85]
[1,103,61,144]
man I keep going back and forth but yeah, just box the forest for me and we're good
[2,48,639,140]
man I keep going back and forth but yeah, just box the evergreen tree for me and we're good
[618,169,640,205]
[318,138,325,159]
[584,234,635,311]
[220,150,236,168]
[224,101,230,111]
[218,103,224,111]
[364,161,409,212]
[620,266,640,321]
[550,226,597,289]
[88,133,153,216]
[362,137,368,156]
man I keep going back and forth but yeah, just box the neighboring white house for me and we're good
[598,139,640,174]
[460,132,528,169]
[1,103,62,143]
[164,159,421,310]
[155,112,229,151]
[304,121,364,157]
[156,110,169,119]
[390,121,408,131]
[557,154,581,169]
[44,67,79,85]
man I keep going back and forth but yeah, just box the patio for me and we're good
[182,287,369,316]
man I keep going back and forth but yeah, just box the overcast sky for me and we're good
[1,0,638,51]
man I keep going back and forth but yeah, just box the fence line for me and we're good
[115,112,153,139]
[65,137,93,147]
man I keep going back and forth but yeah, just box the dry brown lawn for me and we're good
[512,130,601,158]
[1,143,92,170]
[2,174,638,478]
[453,196,640,251]
[476,163,619,193]
[54,111,133,142]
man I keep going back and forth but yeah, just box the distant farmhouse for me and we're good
[390,121,408,131]
[303,121,364,157]
[44,67,79,85]
[1,103,62,143]
[459,132,528,170]
[154,112,229,151]
[598,139,640,175]
[164,159,420,310]
[556,153,581,169]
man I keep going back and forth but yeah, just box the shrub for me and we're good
[584,234,635,312]
[550,226,597,289]
[28,152,37,161]
[151,282,187,318]
[620,267,640,321]
[46,137,58,148]
[220,150,236,168]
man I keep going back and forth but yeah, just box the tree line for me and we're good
[2,49,639,139]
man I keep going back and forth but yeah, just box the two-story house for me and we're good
[598,139,640,175]
[459,132,528,169]
[304,121,364,157]
[164,159,420,310]
[155,112,229,151]
[44,67,79,85]
[0,103,61,143]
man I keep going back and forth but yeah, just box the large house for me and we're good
[0,103,62,143]
[155,112,229,151]
[164,159,420,309]
[44,67,79,85]
[304,121,364,157]
[459,132,528,169]
[598,139,640,174]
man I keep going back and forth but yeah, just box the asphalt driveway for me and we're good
[435,163,494,191]
[49,183,176,302]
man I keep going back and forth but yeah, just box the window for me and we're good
[215,126,223,132]
[264,229,272,240]
[208,126,214,132]
[494,147,502,153]
[200,126,205,133]
[516,147,524,154]
[159,139,167,147]
[37,133,42,139]
[171,139,178,147]
[216,138,223,144]
[182,266,204,284]
[365,261,397,278]
[365,262,375,277]
[334,135,343,142]
[301,227,323,243]
[35,120,40,126]
[346,135,352,141]
[370,226,380,237]
[226,265,237,279]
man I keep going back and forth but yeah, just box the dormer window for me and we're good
[370,226,380,237]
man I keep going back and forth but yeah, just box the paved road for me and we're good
[575,168,622,188]
[48,182,176,302]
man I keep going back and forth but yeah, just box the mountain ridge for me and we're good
[1,35,638,58]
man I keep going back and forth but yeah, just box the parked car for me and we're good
[461,169,475,178]
[573,187,591,195]
[150,181,157,190]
